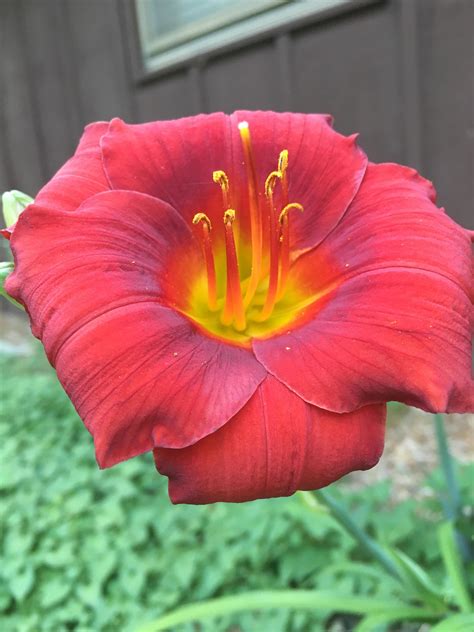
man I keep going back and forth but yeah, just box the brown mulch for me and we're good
[346,406,473,501]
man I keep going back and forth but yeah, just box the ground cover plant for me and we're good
[1,344,472,631]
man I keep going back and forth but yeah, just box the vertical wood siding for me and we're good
[0,0,472,227]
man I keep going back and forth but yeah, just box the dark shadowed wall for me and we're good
[0,0,472,227]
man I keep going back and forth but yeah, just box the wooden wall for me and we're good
[0,0,472,228]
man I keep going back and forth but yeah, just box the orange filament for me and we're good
[192,213,218,311]
[257,170,282,320]
[222,210,246,331]
[238,121,263,307]
[278,203,304,299]
[190,124,303,335]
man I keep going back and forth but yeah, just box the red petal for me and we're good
[7,190,266,465]
[230,110,368,251]
[101,112,367,250]
[254,164,473,413]
[7,190,201,350]
[154,376,386,504]
[101,114,233,236]
[57,303,265,467]
[294,163,471,295]
[33,122,110,213]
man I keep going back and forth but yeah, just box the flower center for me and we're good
[186,122,308,345]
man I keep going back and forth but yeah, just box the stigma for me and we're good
[192,122,303,333]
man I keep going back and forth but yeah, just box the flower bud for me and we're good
[0,261,22,309]
[2,190,33,228]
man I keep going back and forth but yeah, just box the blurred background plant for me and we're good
[0,332,472,632]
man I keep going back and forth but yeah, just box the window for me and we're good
[137,0,289,57]
[135,0,355,75]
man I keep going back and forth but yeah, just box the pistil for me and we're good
[222,210,246,331]
[238,122,263,308]
[192,213,217,311]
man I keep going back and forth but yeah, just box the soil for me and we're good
[347,405,473,502]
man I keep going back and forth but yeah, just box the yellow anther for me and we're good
[213,170,229,192]
[265,170,282,198]
[213,170,230,209]
[278,149,289,175]
[192,212,212,230]
[279,203,303,224]
[224,209,236,223]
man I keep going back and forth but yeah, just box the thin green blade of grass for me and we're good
[135,590,438,632]
[438,521,472,614]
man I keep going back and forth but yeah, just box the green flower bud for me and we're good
[0,261,22,309]
[2,190,33,228]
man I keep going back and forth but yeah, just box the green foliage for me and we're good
[437,522,472,613]
[1,347,473,631]
[430,613,474,631]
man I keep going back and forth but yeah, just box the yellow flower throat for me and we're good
[187,121,305,345]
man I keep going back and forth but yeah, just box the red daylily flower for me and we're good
[4,111,473,504]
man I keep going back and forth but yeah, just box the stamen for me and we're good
[278,203,304,299]
[258,171,282,321]
[222,209,246,331]
[193,140,300,334]
[278,150,289,205]
[264,170,282,198]
[238,121,262,308]
[278,202,303,225]
[213,170,230,209]
[192,212,217,311]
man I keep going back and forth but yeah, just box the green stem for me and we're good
[312,489,401,581]
[433,414,461,520]
[433,414,470,562]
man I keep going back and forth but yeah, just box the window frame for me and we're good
[137,0,289,61]
[125,0,384,83]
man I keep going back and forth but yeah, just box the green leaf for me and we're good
[9,566,34,601]
[134,590,435,632]
[321,561,395,583]
[2,190,33,227]
[438,521,472,613]
[76,583,102,608]
[0,261,23,309]
[385,547,446,610]
[354,606,443,632]
[296,490,328,514]
[430,613,474,631]
[40,579,71,608]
